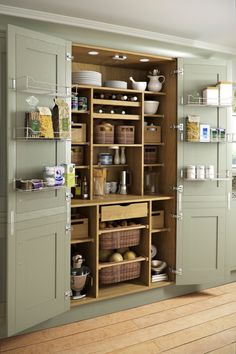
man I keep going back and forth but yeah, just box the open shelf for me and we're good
[93,113,140,120]
[70,238,93,244]
[71,110,90,114]
[144,114,164,118]
[144,163,164,167]
[93,99,141,107]
[93,144,142,147]
[93,164,128,168]
[74,165,90,169]
[152,227,170,234]
[98,224,147,235]
[72,142,90,146]
[144,142,164,146]
[98,256,147,270]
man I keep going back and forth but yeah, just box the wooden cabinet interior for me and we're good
[70,43,177,306]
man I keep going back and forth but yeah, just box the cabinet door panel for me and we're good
[7,25,71,336]
[8,25,71,216]
[8,219,70,335]
[176,59,231,285]
[176,205,225,285]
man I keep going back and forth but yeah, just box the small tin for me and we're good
[98,153,113,165]
[210,128,218,142]
[71,95,78,110]
[196,165,205,179]
[78,96,88,111]
[218,128,226,142]
[186,165,196,179]
[205,165,214,179]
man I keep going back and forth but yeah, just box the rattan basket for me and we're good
[99,261,141,284]
[94,124,114,144]
[115,125,135,144]
[100,229,140,249]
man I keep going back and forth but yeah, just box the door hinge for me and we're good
[66,53,74,61]
[65,224,72,233]
[170,267,183,276]
[170,123,183,131]
[65,191,73,202]
[11,78,16,90]
[172,212,183,221]
[64,290,72,299]
[172,185,183,193]
[174,68,184,75]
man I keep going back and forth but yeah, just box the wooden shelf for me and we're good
[144,91,166,96]
[74,165,89,169]
[144,114,164,118]
[93,144,142,147]
[71,194,174,207]
[93,113,140,120]
[70,238,93,244]
[144,163,164,167]
[150,281,173,289]
[144,142,164,146]
[71,110,90,114]
[98,256,147,270]
[152,227,170,234]
[93,99,141,107]
[98,224,147,235]
[72,142,89,146]
[98,280,148,300]
[73,84,143,94]
[93,164,128,168]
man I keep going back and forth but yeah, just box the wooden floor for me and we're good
[2,283,236,353]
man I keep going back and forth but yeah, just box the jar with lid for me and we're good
[196,165,205,180]
[186,165,196,179]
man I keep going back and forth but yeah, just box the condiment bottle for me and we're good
[81,176,89,199]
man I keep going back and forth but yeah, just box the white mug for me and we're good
[104,182,111,194]
[110,181,118,194]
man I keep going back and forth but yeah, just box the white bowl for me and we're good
[131,81,147,91]
[151,260,162,267]
[104,80,127,89]
[144,101,159,114]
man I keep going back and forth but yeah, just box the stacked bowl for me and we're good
[72,70,102,86]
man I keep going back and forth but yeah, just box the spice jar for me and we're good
[186,165,196,179]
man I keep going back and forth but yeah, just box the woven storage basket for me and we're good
[144,146,158,164]
[100,229,140,249]
[71,146,84,165]
[115,125,135,144]
[100,261,141,284]
[94,124,114,144]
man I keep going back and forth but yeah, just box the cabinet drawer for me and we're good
[101,202,148,221]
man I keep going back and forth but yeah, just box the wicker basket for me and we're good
[115,125,135,144]
[100,229,140,249]
[94,124,114,144]
[100,261,141,284]
[71,146,84,165]
[144,146,158,164]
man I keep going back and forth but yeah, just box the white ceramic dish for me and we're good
[151,245,157,259]
[131,81,147,91]
[151,261,167,274]
[104,80,127,89]
[144,101,159,114]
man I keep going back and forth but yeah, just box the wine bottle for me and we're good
[130,96,138,102]
[81,176,89,199]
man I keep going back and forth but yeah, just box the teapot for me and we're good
[147,71,165,92]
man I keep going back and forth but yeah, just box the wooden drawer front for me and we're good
[101,202,148,221]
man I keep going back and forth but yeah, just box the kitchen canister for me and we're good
[205,165,214,179]
[186,165,196,179]
[196,165,205,180]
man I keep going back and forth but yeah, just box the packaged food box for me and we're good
[203,87,219,105]
[186,115,200,142]
[52,98,70,139]
[25,107,54,139]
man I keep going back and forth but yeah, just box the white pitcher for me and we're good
[147,75,165,92]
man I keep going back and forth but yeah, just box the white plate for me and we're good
[151,245,157,259]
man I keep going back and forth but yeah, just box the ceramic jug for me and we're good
[147,75,165,92]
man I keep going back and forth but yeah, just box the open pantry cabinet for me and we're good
[2,24,232,337]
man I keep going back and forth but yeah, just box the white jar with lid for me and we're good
[196,165,205,179]
[186,165,196,179]
[205,165,214,179]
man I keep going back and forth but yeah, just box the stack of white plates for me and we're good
[104,80,127,89]
[72,71,102,86]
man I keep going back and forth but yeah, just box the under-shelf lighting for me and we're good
[88,51,99,55]
[140,58,150,62]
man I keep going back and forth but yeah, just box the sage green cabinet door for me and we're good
[176,59,231,285]
[177,58,231,203]
[6,25,71,336]
[176,205,226,285]
[7,25,71,220]
[7,217,70,335]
